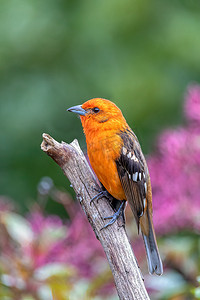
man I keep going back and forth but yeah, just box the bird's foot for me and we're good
[90,189,112,205]
[101,200,126,229]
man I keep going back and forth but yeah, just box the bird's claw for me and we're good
[90,190,111,205]
[100,200,126,230]
[101,217,118,229]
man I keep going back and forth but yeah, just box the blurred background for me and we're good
[0,0,200,299]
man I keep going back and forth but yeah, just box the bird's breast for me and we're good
[86,132,126,200]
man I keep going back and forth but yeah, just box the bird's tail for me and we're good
[141,211,163,276]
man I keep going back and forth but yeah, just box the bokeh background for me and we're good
[0,0,200,299]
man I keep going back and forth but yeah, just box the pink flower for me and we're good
[26,209,104,277]
[148,85,200,234]
[184,84,200,124]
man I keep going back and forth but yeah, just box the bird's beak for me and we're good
[67,105,86,116]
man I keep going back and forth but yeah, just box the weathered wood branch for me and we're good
[41,133,150,300]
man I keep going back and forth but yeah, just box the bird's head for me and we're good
[67,98,127,134]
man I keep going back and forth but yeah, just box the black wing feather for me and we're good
[116,129,147,230]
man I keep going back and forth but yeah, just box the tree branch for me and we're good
[41,133,150,300]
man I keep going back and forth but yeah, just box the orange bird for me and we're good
[68,98,163,275]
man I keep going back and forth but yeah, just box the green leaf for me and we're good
[2,212,33,244]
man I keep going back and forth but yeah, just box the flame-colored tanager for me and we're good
[68,98,163,275]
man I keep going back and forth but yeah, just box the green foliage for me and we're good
[1,0,200,209]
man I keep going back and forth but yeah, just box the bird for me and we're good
[67,98,163,275]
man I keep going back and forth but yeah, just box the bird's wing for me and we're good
[116,129,148,230]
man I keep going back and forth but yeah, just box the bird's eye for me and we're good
[93,107,100,113]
